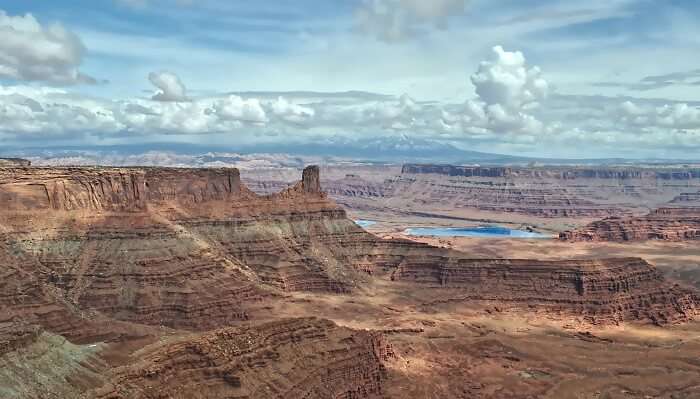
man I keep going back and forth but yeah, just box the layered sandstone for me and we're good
[389,257,697,324]
[402,164,700,180]
[0,166,368,337]
[381,164,700,218]
[560,207,700,242]
[0,324,105,399]
[91,318,394,399]
[0,164,697,346]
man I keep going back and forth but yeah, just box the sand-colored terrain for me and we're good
[1,163,698,398]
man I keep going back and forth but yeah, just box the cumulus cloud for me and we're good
[211,95,267,124]
[312,92,434,133]
[270,97,315,124]
[2,47,700,158]
[442,45,550,135]
[618,100,700,130]
[0,10,94,85]
[149,71,188,102]
[356,0,468,41]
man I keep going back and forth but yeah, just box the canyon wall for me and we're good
[560,207,700,242]
[90,318,394,399]
[390,256,697,324]
[402,164,700,180]
[376,164,700,218]
[0,165,697,345]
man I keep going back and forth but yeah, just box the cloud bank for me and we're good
[0,10,94,84]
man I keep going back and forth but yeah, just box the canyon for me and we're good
[1,164,699,398]
[241,163,700,233]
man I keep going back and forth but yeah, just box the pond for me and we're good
[404,226,550,238]
[354,220,377,228]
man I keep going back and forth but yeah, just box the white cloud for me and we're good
[0,10,94,84]
[270,97,315,124]
[149,71,188,102]
[442,45,550,135]
[211,95,267,124]
[617,100,700,130]
[356,0,468,41]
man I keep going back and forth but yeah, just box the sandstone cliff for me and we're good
[0,164,697,338]
[560,207,700,242]
[402,164,700,180]
[90,318,394,399]
[1,164,699,398]
[390,164,700,218]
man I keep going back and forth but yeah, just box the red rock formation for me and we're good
[402,164,700,180]
[91,318,394,399]
[389,257,697,324]
[0,164,697,346]
[560,207,700,242]
[373,164,700,218]
[0,166,364,337]
[0,323,42,357]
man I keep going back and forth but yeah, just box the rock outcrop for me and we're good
[91,318,394,399]
[1,163,700,398]
[0,164,697,338]
[378,164,700,218]
[402,164,700,180]
[560,207,700,242]
[0,323,105,399]
[390,257,697,324]
[402,164,510,177]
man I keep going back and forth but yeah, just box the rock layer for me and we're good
[390,257,697,324]
[401,164,700,180]
[560,207,700,242]
[0,165,697,344]
[91,318,394,399]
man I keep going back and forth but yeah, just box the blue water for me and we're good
[354,220,377,228]
[404,226,550,238]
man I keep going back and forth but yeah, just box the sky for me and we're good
[0,0,699,159]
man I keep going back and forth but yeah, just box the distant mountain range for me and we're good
[1,136,697,166]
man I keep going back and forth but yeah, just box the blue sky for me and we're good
[1,0,699,158]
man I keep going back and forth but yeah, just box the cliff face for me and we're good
[1,164,700,398]
[90,318,394,399]
[0,164,697,345]
[560,207,700,242]
[402,164,510,177]
[0,166,352,336]
[389,164,700,218]
[402,164,700,180]
[390,257,697,324]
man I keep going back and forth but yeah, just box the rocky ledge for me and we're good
[390,257,697,325]
[90,317,394,399]
[0,165,697,344]
[560,207,700,242]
